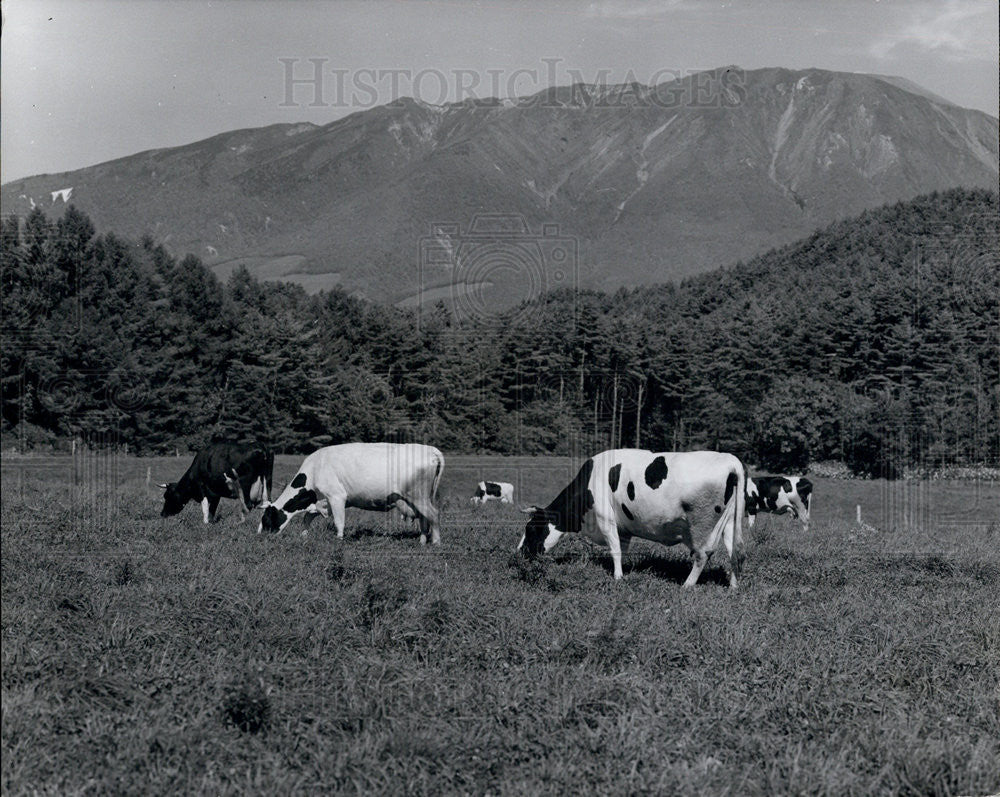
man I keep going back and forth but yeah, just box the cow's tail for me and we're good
[431,450,444,507]
[263,446,275,504]
[721,459,746,559]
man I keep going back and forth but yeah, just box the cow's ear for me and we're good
[157,482,170,489]
[519,505,542,515]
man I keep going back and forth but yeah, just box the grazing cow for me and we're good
[259,443,444,544]
[159,442,273,523]
[471,480,514,505]
[519,449,747,589]
[746,476,813,530]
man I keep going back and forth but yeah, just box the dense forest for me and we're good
[1,188,997,475]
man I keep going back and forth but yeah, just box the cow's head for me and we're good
[259,504,289,532]
[257,485,317,533]
[159,482,189,517]
[790,477,812,528]
[518,506,564,557]
[772,477,812,527]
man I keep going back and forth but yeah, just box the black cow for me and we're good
[159,442,273,523]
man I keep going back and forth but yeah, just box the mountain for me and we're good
[3,67,997,306]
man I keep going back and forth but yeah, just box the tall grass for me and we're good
[2,455,998,794]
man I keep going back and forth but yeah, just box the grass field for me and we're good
[2,453,999,795]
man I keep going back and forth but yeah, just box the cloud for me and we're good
[870,0,997,62]
[585,0,695,20]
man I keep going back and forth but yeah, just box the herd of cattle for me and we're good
[158,441,812,588]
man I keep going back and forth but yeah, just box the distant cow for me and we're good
[746,476,812,530]
[519,449,747,589]
[159,442,273,523]
[259,443,444,544]
[471,480,514,505]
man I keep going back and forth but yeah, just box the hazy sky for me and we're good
[2,0,997,183]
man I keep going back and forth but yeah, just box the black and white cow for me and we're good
[159,442,273,523]
[259,443,444,544]
[471,480,514,505]
[519,449,747,589]
[746,476,812,530]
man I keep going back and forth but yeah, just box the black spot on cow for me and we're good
[724,472,738,505]
[283,488,318,513]
[644,456,668,490]
[522,511,555,557]
[548,458,595,535]
[714,505,722,514]
[626,481,635,501]
[523,458,595,555]
[754,476,792,512]
[621,503,634,520]
[796,477,813,508]
[681,500,694,514]
[290,473,307,489]
[485,482,502,497]
[260,505,287,532]
[608,464,622,492]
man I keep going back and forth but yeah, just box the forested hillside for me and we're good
[2,188,996,475]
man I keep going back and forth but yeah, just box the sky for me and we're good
[2,0,997,183]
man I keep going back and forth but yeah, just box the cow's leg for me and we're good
[729,522,746,590]
[236,484,251,521]
[683,549,708,588]
[417,513,435,546]
[301,510,316,537]
[329,496,347,539]
[593,508,624,580]
[207,495,221,523]
[728,546,745,590]
[201,497,211,524]
[399,494,439,546]
[225,469,251,520]
[300,498,330,537]
[416,500,441,546]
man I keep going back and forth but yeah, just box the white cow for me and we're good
[259,443,444,544]
[471,480,514,505]
[519,449,747,589]
[746,476,812,530]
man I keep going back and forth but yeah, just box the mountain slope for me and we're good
[3,67,997,304]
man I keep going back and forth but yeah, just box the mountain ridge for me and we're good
[3,66,996,306]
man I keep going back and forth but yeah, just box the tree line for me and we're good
[1,188,997,476]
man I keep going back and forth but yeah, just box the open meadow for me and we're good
[2,453,999,795]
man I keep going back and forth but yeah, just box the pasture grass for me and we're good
[2,454,999,795]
